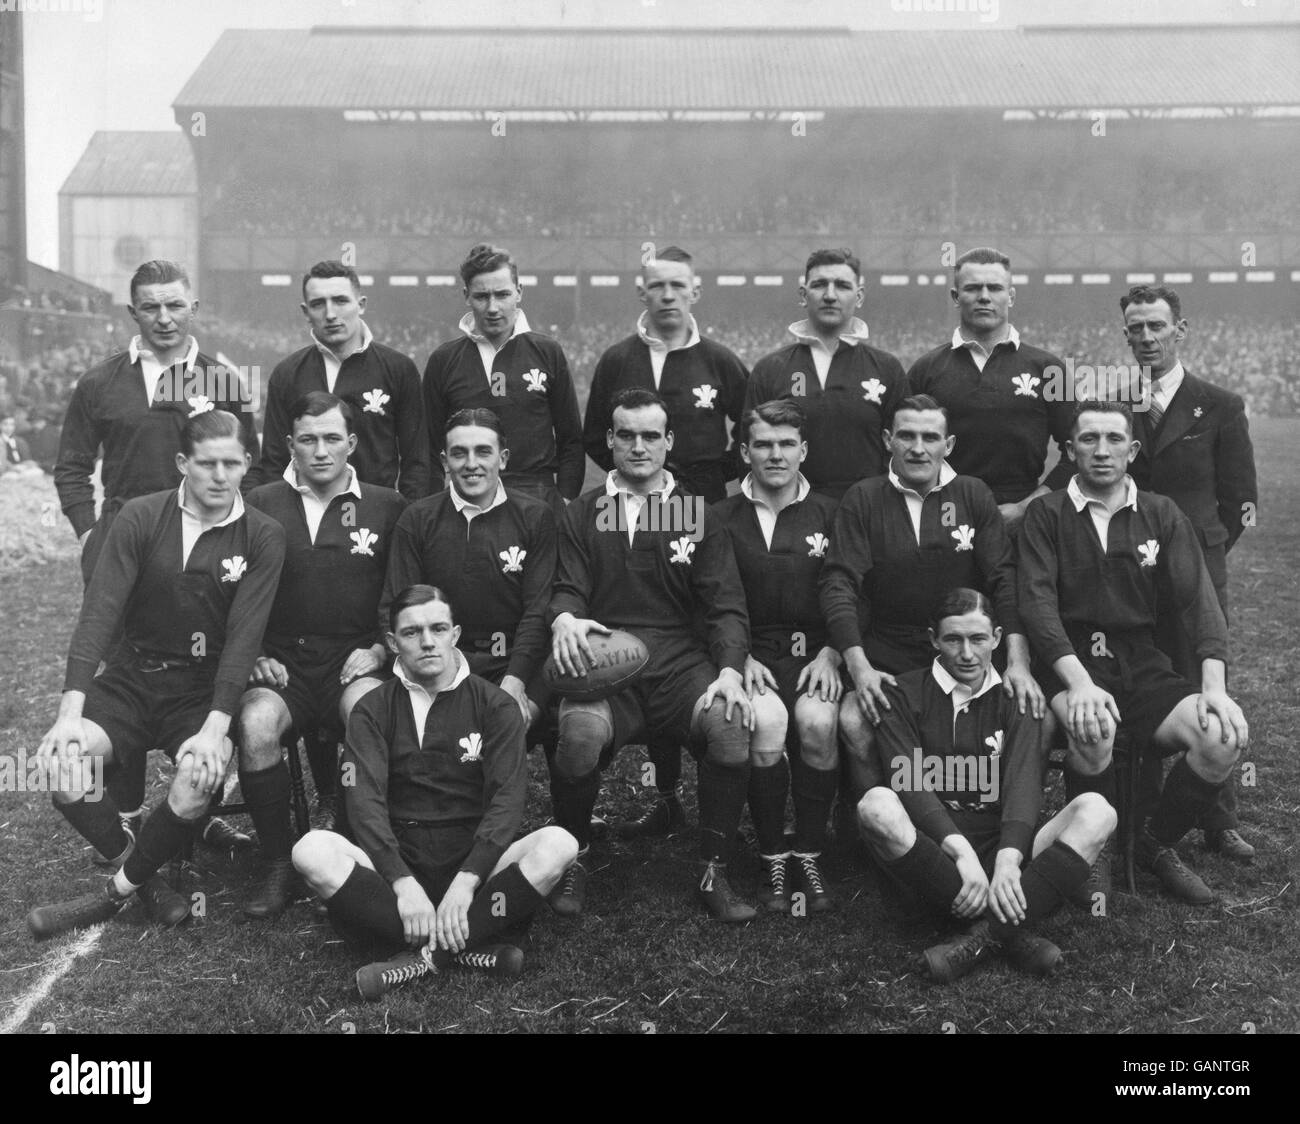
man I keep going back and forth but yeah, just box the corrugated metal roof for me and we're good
[60,131,197,197]
[172,26,1300,111]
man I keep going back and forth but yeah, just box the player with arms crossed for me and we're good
[713,400,843,912]
[28,410,285,938]
[1018,401,1249,905]
[423,244,584,512]
[859,589,1114,983]
[745,248,908,499]
[238,391,406,918]
[548,388,763,922]
[292,585,577,999]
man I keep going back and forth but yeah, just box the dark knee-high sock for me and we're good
[648,737,682,799]
[792,757,838,854]
[122,802,201,886]
[326,863,404,950]
[1147,756,1223,846]
[747,757,789,855]
[305,735,339,799]
[106,755,146,821]
[697,757,751,864]
[548,769,602,851]
[239,762,293,860]
[989,840,1090,939]
[430,863,545,967]
[56,794,130,862]
[883,832,963,919]
[1064,762,1116,807]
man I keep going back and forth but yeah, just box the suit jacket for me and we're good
[1129,371,1257,592]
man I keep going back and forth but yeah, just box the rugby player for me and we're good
[381,408,556,730]
[905,248,1073,531]
[54,260,259,852]
[1018,401,1249,905]
[28,410,285,938]
[423,244,584,512]
[239,392,406,917]
[291,585,577,999]
[859,589,1113,983]
[713,399,842,911]
[745,248,908,499]
[548,388,762,922]
[247,260,430,501]
[1121,285,1259,862]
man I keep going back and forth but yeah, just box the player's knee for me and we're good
[857,786,906,842]
[340,678,382,726]
[535,825,580,875]
[1068,737,1113,773]
[748,693,788,766]
[554,701,612,778]
[1190,719,1239,775]
[1066,792,1118,844]
[699,697,750,767]
[795,699,838,769]
[291,829,338,881]
[839,709,875,762]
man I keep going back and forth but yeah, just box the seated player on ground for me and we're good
[858,589,1115,983]
[27,410,285,939]
[547,388,765,923]
[292,585,577,1000]
[238,391,406,918]
[1018,400,1249,905]
[713,399,843,913]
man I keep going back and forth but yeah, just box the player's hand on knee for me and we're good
[498,675,533,725]
[340,645,385,686]
[950,848,990,919]
[704,668,754,730]
[1066,683,1120,744]
[38,715,89,769]
[1002,662,1046,720]
[394,877,437,947]
[851,668,896,725]
[743,655,776,697]
[249,656,289,688]
[1196,691,1249,752]
[551,613,610,678]
[988,849,1027,925]
[798,647,843,703]
[434,874,476,953]
[177,730,230,795]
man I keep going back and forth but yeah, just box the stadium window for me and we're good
[260,274,292,287]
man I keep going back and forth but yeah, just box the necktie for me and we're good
[1146,380,1165,434]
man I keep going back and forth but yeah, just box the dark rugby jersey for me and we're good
[873,665,1048,856]
[64,488,285,715]
[55,349,260,537]
[423,329,584,499]
[1017,485,1228,667]
[819,472,1020,670]
[381,489,556,683]
[343,668,526,883]
[245,477,406,648]
[712,485,838,651]
[249,341,431,501]
[582,333,749,480]
[745,341,907,495]
[906,339,1073,504]
[550,480,749,674]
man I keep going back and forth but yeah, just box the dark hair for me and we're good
[180,408,243,456]
[929,588,996,633]
[888,393,948,430]
[651,245,693,267]
[445,407,507,448]
[130,260,190,304]
[743,398,807,443]
[388,584,454,633]
[460,243,518,287]
[953,247,1011,284]
[288,391,354,435]
[1120,284,1181,322]
[804,247,862,280]
[1071,399,1134,436]
[302,260,361,300]
[609,388,670,429]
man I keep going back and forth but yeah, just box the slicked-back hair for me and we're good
[1120,284,1182,323]
[1072,399,1134,436]
[804,247,862,281]
[288,391,354,435]
[460,243,518,287]
[388,584,455,634]
[888,393,948,431]
[302,260,361,300]
[180,408,243,456]
[610,388,671,431]
[743,399,807,443]
[930,587,997,634]
[445,407,507,449]
[653,245,693,267]
[130,260,190,304]
[953,247,1011,285]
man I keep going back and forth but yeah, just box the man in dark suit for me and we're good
[1122,284,1258,862]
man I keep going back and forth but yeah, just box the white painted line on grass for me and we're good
[1,925,103,1034]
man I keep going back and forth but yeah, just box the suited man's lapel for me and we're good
[1153,373,1209,456]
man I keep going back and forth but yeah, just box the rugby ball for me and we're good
[543,630,649,702]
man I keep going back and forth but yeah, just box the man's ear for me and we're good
[943,434,956,457]
[991,626,1003,652]
[928,627,940,653]
[1066,439,1077,463]
[499,447,510,470]
[176,452,189,476]
[384,631,399,657]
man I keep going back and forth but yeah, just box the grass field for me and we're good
[2,420,1296,1035]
